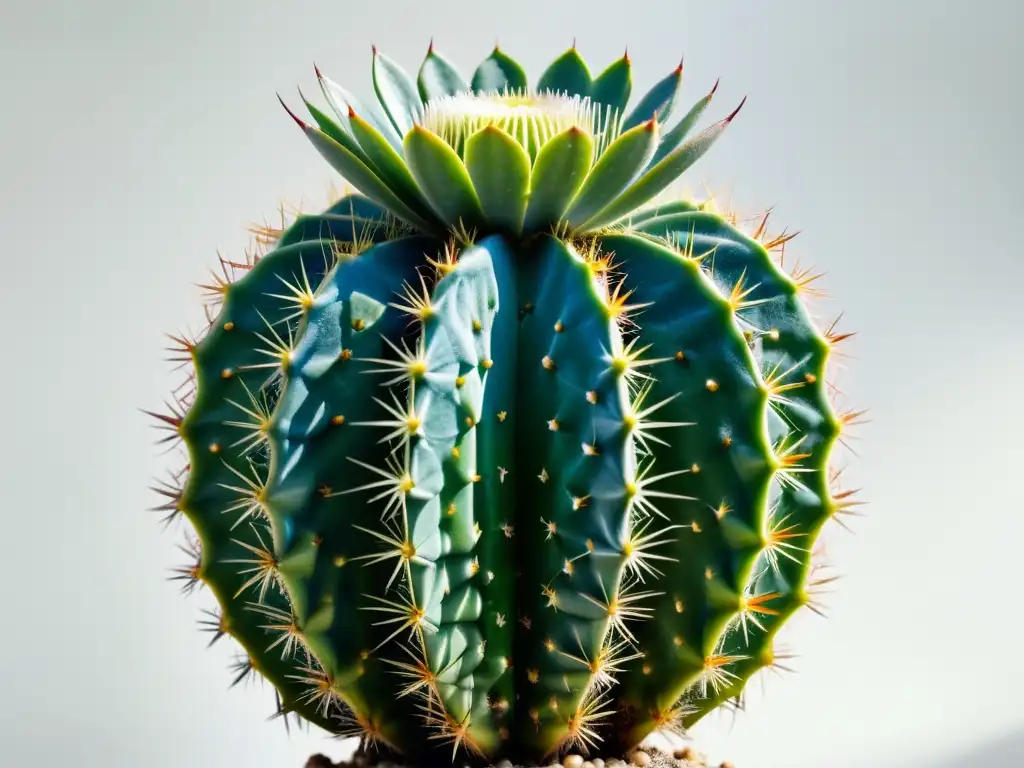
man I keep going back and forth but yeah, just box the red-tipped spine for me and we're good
[277,93,309,129]
[726,96,747,122]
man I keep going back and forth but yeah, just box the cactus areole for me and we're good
[153,42,858,766]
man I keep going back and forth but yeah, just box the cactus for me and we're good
[150,41,859,766]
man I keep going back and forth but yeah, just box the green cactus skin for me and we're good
[151,41,859,766]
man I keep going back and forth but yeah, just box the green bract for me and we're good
[152,41,857,766]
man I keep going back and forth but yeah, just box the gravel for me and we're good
[303,745,735,768]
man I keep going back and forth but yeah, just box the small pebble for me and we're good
[592,760,605,768]
[304,756,334,768]
[719,763,735,768]
[581,762,595,768]
[564,755,585,768]
[606,760,625,768]
[496,762,513,768]
[627,751,651,767]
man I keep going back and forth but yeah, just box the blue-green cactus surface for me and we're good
[150,41,860,765]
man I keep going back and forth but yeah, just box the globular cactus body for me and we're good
[152,41,857,765]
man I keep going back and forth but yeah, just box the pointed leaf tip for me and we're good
[313,62,323,79]
[676,56,684,73]
[428,37,434,53]
[726,96,747,122]
[624,47,631,63]
[296,85,316,113]
[710,78,720,96]
[277,94,308,129]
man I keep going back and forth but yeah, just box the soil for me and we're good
[303,745,735,768]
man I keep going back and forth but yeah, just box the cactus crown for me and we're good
[288,44,742,240]
[151,40,859,767]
